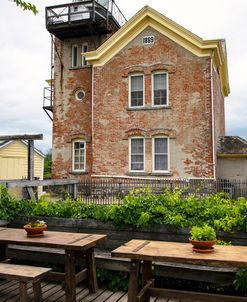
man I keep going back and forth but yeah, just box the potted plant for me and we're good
[23,220,47,237]
[189,225,216,253]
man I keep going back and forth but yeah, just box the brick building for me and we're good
[44,1,230,180]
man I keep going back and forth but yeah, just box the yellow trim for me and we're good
[85,6,230,96]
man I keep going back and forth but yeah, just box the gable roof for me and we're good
[218,136,247,157]
[0,140,45,158]
[85,6,230,96]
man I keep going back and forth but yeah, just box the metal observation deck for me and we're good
[45,0,127,39]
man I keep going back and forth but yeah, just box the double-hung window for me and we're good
[72,140,86,172]
[153,137,169,172]
[129,74,144,107]
[130,138,145,172]
[72,43,88,67]
[152,72,168,106]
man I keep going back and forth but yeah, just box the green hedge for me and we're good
[1,186,247,233]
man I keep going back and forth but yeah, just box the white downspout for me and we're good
[91,66,94,174]
[210,58,216,179]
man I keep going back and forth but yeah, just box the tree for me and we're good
[12,0,38,15]
[44,149,52,179]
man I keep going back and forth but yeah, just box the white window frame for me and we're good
[129,137,145,172]
[152,72,169,107]
[72,140,86,172]
[129,74,145,108]
[82,43,88,66]
[72,43,88,67]
[152,136,169,173]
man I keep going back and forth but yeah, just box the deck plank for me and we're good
[0,279,187,302]
[106,291,127,302]
[0,280,23,302]
[117,293,128,302]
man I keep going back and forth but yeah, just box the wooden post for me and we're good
[19,281,28,302]
[33,281,43,302]
[85,247,98,293]
[142,260,152,286]
[28,140,34,181]
[64,250,76,302]
[128,259,141,302]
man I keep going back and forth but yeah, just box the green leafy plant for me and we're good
[190,225,216,241]
[216,239,231,246]
[96,268,128,292]
[234,268,247,295]
[2,186,247,234]
[12,0,38,14]
[25,220,46,228]
[44,149,52,179]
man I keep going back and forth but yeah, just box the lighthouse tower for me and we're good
[43,0,126,178]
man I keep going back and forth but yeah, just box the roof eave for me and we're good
[85,5,230,97]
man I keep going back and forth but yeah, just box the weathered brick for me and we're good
[52,26,225,179]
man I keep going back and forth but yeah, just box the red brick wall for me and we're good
[52,26,120,179]
[92,28,214,178]
[52,37,94,178]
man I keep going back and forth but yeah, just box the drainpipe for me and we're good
[91,66,94,175]
[210,58,216,179]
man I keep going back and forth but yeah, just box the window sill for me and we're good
[150,172,173,176]
[126,106,171,111]
[69,65,91,70]
[69,171,89,175]
[126,172,173,177]
[126,172,149,176]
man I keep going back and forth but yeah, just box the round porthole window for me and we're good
[75,89,85,101]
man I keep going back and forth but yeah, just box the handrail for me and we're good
[43,86,53,108]
[46,0,126,28]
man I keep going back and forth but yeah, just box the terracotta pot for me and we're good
[189,238,216,253]
[23,225,47,237]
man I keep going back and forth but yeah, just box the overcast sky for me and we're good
[0,0,246,153]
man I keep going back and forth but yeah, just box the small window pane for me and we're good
[155,155,167,171]
[131,139,143,153]
[155,138,167,153]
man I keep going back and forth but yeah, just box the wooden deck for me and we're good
[0,279,183,302]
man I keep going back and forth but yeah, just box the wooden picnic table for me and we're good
[112,239,247,302]
[0,227,106,302]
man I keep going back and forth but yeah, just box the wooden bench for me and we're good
[0,263,51,302]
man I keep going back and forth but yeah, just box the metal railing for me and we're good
[77,177,247,204]
[43,86,53,108]
[1,178,246,204]
[46,0,126,28]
